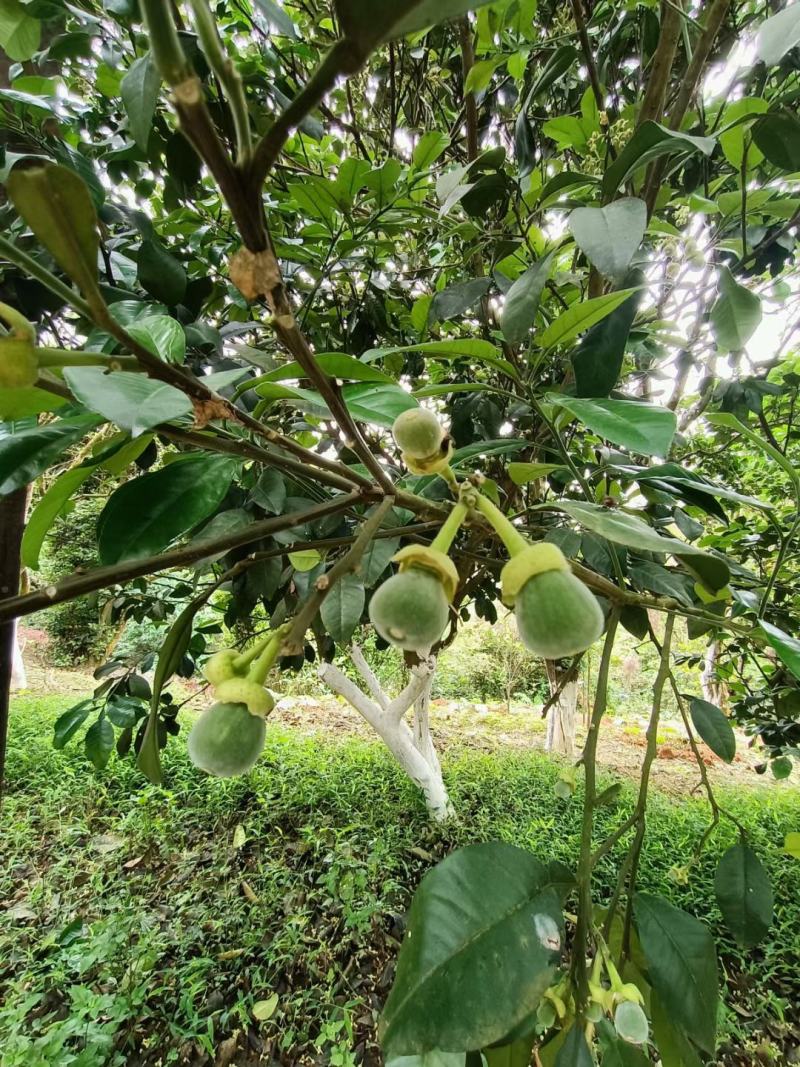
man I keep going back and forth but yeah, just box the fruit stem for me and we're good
[439,463,459,492]
[430,502,468,555]
[232,631,279,673]
[245,623,291,685]
[36,349,143,372]
[473,492,529,556]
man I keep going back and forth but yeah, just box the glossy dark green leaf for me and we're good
[430,277,493,323]
[598,1026,650,1067]
[85,715,115,769]
[553,501,730,591]
[120,52,160,150]
[0,415,99,496]
[568,198,646,281]
[554,1023,593,1067]
[549,395,676,457]
[771,755,793,780]
[361,536,401,586]
[539,289,639,349]
[651,991,703,1067]
[380,842,562,1055]
[320,573,365,644]
[715,842,773,947]
[760,620,800,680]
[126,314,186,363]
[689,697,736,763]
[0,386,68,421]
[572,284,641,397]
[710,267,762,353]
[251,468,287,514]
[63,366,191,435]
[602,122,715,198]
[137,239,187,305]
[484,1038,535,1067]
[53,701,93,749]
[499,253,554,344]
[97,454,238,564]
[752,113,800,171]
[634,892,718,1054]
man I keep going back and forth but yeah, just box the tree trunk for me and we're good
[1,488,28,799]
[544,660,578,758]
[320,649,452,821]
[10,621,26,691]
[702,640,724,706]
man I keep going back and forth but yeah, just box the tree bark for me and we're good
[319,650,452,821]
[1,488,28,799]
[545,660,578,757]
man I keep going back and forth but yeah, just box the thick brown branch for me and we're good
[0,493,362,624]
[638,0,684,126]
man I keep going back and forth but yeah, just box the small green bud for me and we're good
[187,701,267,778]
[369,566,449,651]
[214,677,275,717]
[392,407,445,459]
[515,568,604,658]
[202,650,241,687]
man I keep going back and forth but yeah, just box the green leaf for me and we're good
[499,253,554,344]
[430,277,493,323]
[602,122,715,198]
[336,0,495,48]
[0,416,99,496]
[568,198,646,281]
[253,0,297,36]
[760,620,800,681]
[126,314,186,363]
[551,500,730,591]
[548,395,676,457]
[598,1028,651,1067]
[365,338,501,363]
[465,57,503,94]
[320,573,365,644]
[572,284,642,397]
[483,1039,534,1067]
[718,98,768,169]
[7,164,99,297]
[413,131,450,170]
[333,156,370,207]
[120,52,161,150]
[539,289,639,349]
[63,367,191,436]
[387,1054,465,1067]
[554,1023,593,1067]
[771,755,793,780]
[710,267,761,353]
[289,548,322,572]
[379,842,562,1055]
[508,462,565,485]
[251,468,287,514]
[751,112,800,172]
[0,0,40,61]
[21,466,93,569]
[784,832,800,859]
[0,386,67,420]
[252,993,280,1022]
[64,364,193,435]
[651,991,704,1067]
[53,701,93,749]
[139,591,209,783]
[633,892,718,1055]
[706,412,799,492]
[137,239,187,306]
[85,716,115,770]
[689,697,736,763]
[263,354,395,385]
[361,536,400,586]
[756,3,800,66]
[714,842,773,948]
[97,454,238,564]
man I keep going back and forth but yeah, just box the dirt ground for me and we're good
[17,657,774,797]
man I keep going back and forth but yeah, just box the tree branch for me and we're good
[638,0,684,126]
[351,643,389,710]
[283,496,395,654]
[0,492,362,624]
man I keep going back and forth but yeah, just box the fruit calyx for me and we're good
[500,542,569,607]
[392,544,459,602]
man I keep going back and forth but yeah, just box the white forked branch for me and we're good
[319,644,452,821]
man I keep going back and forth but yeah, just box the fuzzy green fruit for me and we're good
[614,1000,649,1045]
[0,304,38,389]
[392,407,444,459]
[187,701,266,778]
[369,567,449,651]
[515,568,603,658]
[202,649,241,687]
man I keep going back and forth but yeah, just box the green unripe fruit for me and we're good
[187,701,266,778]
[392,407,444,459]
[614,1000,649,1045]
[214,677,275,716]
[515,568,603,658]
[369,566,449,651]
[203,650,241,687]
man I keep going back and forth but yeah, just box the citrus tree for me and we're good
[1,0,800,1062]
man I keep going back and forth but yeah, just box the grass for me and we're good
[1,695,799,1067]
